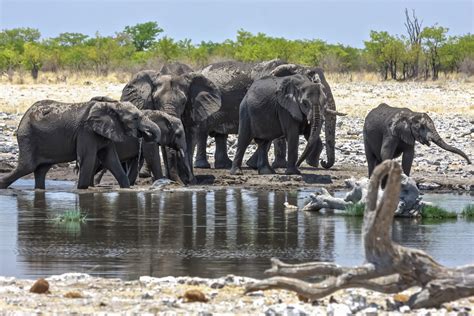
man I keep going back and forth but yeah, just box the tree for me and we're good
[421,25,448,80]
[0,27,41,52]
[123,22,163,51]
[404,9,422,78]
[53,32,88,46]
[21,42,47,79]
[153,36,181,62]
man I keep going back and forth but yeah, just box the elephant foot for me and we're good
[271,158,287,169]
[230,167,243,175]
[245,156,258,170]
[305,157,320,168]
[214,157,233,169]
[285,167,301,175]
[258,166,275,175]
[194,159,211,169]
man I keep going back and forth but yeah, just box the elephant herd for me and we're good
[0,59,471,190]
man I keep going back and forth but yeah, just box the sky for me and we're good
[0,0,473,48]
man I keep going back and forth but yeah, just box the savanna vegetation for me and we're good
[1,10,473,81]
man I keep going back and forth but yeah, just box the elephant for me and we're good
[197,59,339,170]
[230,74,327,176]
[120,64,221,184]
[94,110,192,185]
[363,103,471,177]
[0,98,161,190]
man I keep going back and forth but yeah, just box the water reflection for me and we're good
[0,188,471,280]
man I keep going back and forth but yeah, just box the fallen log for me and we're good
[246,160,474,309]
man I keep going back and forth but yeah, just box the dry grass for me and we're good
[0,71,473,117]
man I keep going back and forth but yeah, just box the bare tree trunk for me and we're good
[246,160,474,309]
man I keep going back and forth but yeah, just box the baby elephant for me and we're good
[95,110,193,185]
[363,103,471,177]
[0,97,161,189]
[230,74,327,175]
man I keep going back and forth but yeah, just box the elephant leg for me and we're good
[127,157,140,185]
[230,134,252,176]
[34,164,53,189]
[99,146,130,188]
[285,129,301,175]
[214,134,233,169]
[94,168,107,186]
[272,138,287,169]
[401,147,415,176]
[246,150,259,170]
[0,162,36,189]
[364,140,377,178]
[143,143,163,182]
[139,162,151,178]
[194,129,211,169]
[257,140,275,175]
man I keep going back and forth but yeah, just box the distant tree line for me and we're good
[0,11,473,81]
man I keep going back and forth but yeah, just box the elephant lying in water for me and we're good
[230,74,327,175]
[0,98,161,189]
[363,103,471,177]
[94,109,192,185]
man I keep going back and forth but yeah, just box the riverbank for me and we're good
[1,273,473,315]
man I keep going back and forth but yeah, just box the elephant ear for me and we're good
[121,70,160,109]
[391,112,415,145]
[276,75,307,122]
[86,101,127,142]
[184,73,221,125]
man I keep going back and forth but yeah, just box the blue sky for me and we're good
[0,0,472,48]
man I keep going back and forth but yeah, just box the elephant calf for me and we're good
[230,74,327,175]
[363,103,471,177]
[0,98,161,189]
[95,110,193,185]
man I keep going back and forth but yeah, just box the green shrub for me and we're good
[460,204,474,218]
[343,202,365,217]
[420,205,457,219]
[52,209,87,223]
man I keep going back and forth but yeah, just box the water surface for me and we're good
[0,180,472,280]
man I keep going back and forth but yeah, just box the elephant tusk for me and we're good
[325,109,347,116]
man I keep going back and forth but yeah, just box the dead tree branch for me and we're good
[246,160,474,308]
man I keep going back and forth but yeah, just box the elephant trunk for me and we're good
[297,101,322,167]
[320,84,337,169]
[139,116,161,143]
[429,127,471,164]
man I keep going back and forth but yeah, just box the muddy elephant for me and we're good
[197,59,339,170]
[363,103,471,177]
[94,110,191,185]
[230,74,327,175]
[0,98,161,189]
[121,64,221,184]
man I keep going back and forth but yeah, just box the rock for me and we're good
[418,182,441,190]
[327,303,351,316]
[152,178,175,188]
[183,289,208,303]
[393,293,410,304]
[30,278,49,294]
[64,291,83,298]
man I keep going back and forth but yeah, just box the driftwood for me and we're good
[246,160,474,309]
[302,175,424,217]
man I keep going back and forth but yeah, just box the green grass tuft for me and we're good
[343,202,365,217]
[52,209,87,223]
[460,204,474,218]
[420,205,457,219]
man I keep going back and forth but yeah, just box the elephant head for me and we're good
[270,64,341,169]
[86,99,161,144]
[275,75,327,167]
[391,111,471,164]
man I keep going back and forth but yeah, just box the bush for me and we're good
[420,205,457,219]
[343,202,365,217]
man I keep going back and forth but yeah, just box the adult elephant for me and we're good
[230,74,328,175]
[363,103,471,177]
[0,98,161,189]
[120,64,221,184]
[196,59,339,169]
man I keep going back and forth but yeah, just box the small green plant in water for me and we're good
[53,209,87,223]
[343,202,365,217]
[460,204,474,218]
[420,205,457,219]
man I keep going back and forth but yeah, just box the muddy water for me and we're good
[0,180,472,280]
